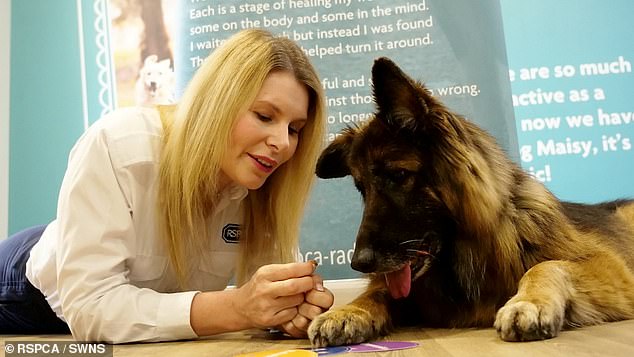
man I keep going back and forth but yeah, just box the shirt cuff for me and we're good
[156,290,200,340]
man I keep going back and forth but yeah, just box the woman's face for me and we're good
[219,70,309,190]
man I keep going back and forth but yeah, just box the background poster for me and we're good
[170,0,517,279]
[108,0,177,108]
[10,1,632,281]
[107,0,515,279]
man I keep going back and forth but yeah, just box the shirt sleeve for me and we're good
[54,118,199,343]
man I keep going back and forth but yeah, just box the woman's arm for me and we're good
[54,110,198,343]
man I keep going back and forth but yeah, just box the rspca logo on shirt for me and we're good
[222,224,240,243]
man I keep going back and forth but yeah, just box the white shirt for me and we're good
[26,107,248,343]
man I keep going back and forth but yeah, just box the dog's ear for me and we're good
[371,58,430,133]
[371,58,460,142]
[315,129,355,178]
[144,54,158,66]
[158,58,172,69]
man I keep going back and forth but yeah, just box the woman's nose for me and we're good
[266,124,290,152]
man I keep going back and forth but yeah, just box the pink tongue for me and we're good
[385,263,411,299]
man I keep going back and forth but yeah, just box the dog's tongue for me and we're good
[385,263,411,299]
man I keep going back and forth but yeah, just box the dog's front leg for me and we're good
[494,252,634,342]
[308,277,392,347]
[494,260,570,341]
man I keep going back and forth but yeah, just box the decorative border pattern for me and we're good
[93,0,116,116]
[77,0,116,130]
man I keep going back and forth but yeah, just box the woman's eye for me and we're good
[256,112,271,121]
[288,125,301,135]
[289,120,306,135]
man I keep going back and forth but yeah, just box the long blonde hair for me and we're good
[158,29,326,285]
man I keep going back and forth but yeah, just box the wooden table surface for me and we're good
[2,282,633,356]
[3,320,634,357]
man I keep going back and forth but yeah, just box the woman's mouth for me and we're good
[249,154,277,173]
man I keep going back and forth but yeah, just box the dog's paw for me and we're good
[308,305,380,347]
[494,300,564,342]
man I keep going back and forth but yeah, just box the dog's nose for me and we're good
[351,247,376,273]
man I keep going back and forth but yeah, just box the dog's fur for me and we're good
[308,57,634,346]
[135,55,175,107]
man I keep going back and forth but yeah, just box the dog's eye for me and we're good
[385,169,409,185]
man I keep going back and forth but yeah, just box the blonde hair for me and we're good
[158,29,326,285]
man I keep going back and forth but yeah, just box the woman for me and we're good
[0,29,333,342]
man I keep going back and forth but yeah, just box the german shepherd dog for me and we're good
[308,57,634,346]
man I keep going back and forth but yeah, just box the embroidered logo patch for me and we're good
[222,224,241,243]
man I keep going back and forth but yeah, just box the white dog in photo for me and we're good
[135,55,175,107]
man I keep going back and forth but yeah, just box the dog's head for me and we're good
[317,58,508,299]
[139,55,174,95]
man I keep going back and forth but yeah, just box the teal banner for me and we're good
[501,0,634,203]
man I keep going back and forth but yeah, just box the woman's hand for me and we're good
[279,273,335,338]
[232,261,317,329]
[190,261,334,337]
